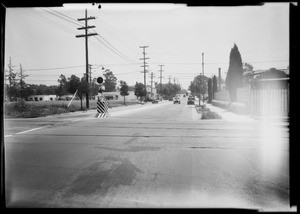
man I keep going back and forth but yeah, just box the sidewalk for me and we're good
[206,104,289,126]
[206,103,255,122]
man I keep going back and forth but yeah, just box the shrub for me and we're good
[201,110,222,119]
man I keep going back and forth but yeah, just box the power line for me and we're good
[92,34,137,64]
[24,65,86,71]
[40,8,83,27]
[47,8,139,63]
[150,60,288,65]
[41,8,138,64]
[101,10,146,45]
[96,14,142,56]
[48,8,84,27]
[90,28,138,64]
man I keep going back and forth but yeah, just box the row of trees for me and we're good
[188,44,252,104]
[5,57,31,101]
[4,58,120,102]
[133,82,181,101]
[156,83,181,99]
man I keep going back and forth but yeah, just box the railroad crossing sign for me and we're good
[95,76,109,118]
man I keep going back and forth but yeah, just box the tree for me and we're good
[103,69,117,92]
[56,74,69,98]
[207,78,212,103]
[189,75,208,106]
[243,62,254,85]
[68,75,80,94]
[212,75,218,99]
[6,57,19,101]
[134,82,146,100]
[179,89,188,95]
[24,85,34,98]
[156,83,181,99]
[36,85,49,95]
[90,78,99,98]
[225,43,243,101]
[120,80,129,105]
[78,76,89,110]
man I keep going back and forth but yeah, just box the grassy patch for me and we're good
[201,110,222,119]
[4,99,139,118]
[196,106,222,119]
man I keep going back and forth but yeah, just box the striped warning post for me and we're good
[95,99,110,118]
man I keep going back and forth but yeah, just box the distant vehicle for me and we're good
[187,96,195,105]
[152,100,158,104]
[169,97,173,101]
[173,97,181,104]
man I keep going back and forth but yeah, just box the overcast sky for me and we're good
[4,3,289,89]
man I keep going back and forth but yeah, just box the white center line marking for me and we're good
[15,127,45,135]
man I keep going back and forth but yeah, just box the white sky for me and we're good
[4,3,289,89]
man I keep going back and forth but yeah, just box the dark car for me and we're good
[187,97,195,105]
[152,100,158,104]
[173,97,181,104]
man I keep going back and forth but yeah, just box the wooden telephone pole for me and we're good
[76,9,97,109]
[158,65,164,96]
[139,46,149,101]
[149,72,155,99]
[201,52,205,106]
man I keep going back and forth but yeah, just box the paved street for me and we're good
[4,99,290,210]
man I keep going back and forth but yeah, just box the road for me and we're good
[4,99,290,210]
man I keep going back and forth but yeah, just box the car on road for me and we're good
[187,97,195,105]
[152,100,159,104]
[173,97,181,104]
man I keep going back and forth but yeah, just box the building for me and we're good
[252,68,289,79]
[146,85,157,99]
[28,95,57,101]
[99,90,137,101]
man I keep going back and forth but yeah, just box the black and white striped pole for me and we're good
[95,76,110,118]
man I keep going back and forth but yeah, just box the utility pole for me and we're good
[168,76,171,83]
[158,65,164,96]
[201,52,205,106]
[202,52,204,76]
[173,77,176,84]
[149,72,155,99]
[139,46,149,101]
[76,9,97,109]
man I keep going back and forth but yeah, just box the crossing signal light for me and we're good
[97,77,103,84]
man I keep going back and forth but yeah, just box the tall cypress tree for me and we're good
[226,43,243,101]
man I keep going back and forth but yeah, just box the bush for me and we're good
[201,109,222,119]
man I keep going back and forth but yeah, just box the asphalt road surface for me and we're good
[4,99,290,210]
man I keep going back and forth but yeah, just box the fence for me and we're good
[213,78,289,116]
[214,87,250,103]
[250,78,289,116]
